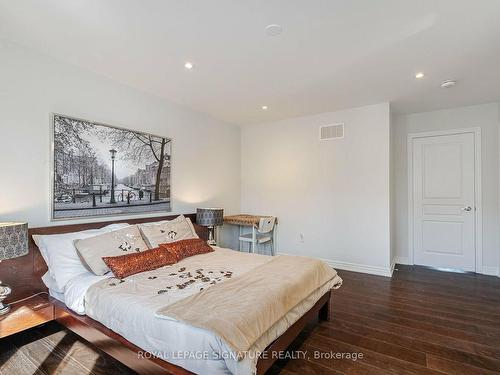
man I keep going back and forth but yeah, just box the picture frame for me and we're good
[51,114,172,220]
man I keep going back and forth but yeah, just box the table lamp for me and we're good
[196,208,223,246]
[0,222,29,315]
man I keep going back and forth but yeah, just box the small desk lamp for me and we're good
[0,222,29,315]
[196,208,224,246]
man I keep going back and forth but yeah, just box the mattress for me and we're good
[65,247,335,375]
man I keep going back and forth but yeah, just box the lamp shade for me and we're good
[196,208,224,227]
[0,222,29,260]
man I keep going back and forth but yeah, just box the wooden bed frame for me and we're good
[3,213,333,375]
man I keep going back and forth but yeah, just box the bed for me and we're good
[11,214,341,375]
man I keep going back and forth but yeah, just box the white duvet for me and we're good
[63,247,336,375]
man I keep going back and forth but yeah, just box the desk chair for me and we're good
[239,217,276,255]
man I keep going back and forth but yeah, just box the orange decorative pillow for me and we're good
[102,246,178,279]
[160,238,214,262]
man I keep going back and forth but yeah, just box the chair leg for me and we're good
[238,225,242,252]
[251,227,256,254]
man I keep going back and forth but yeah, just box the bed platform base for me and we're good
[52,289,332,375]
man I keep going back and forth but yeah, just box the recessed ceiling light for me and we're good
[440,79,456,88]
[261,105,268,110]
[415,72,424,79]
[265,24,283,37]
[184,62,194,70]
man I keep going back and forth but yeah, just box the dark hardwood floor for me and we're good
[1,265,499,374]
[0,321,134,375]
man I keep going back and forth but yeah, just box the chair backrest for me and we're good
[257,217,276,234]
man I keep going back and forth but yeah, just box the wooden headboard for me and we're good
[1,214,208,303]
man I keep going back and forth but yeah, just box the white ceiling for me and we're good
[1,0,500,125]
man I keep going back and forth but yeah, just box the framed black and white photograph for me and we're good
[52,114,171,220]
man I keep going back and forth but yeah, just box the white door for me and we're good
[412,132,476,271]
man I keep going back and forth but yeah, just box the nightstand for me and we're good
[0,293,54,338]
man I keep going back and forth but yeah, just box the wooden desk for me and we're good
[0,293,54,338]
[224,214,276,226]
[223,214,277,253]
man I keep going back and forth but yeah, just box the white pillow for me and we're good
[139,215,198,248]
[32,223,129,292]
[32,235,50,265]
[137,219,170,227]
[74,225,149,275]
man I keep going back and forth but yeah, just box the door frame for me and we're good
[407,127,482,273]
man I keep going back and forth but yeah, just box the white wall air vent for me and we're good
[319,123,344,140]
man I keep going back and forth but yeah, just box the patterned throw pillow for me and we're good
[103,246,178,279]
[139,215,199,248]
[74,225,149,275]
[160,238,214,262]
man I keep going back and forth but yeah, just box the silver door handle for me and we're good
[461,206,472,212]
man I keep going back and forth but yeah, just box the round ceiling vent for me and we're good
[265,24,284,36]
[440,80,457,88]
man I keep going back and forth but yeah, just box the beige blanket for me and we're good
[156,255,342,357]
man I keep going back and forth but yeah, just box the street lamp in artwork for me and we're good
[109,149,117,204]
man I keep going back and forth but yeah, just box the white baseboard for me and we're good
[393,256,412,265]
[275,253,498,278]
[277,252,393,277]
[393,257,498,277]
[481,266,499,277]
[390,261,396,277]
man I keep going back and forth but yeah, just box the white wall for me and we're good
[240,103,392,276]
[392,103,499,275]
[0,41,241,231]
